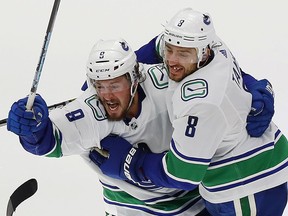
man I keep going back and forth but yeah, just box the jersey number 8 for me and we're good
[185,116,198,137]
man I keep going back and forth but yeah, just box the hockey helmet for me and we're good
[164,8,216,64]
[86,38,139,86]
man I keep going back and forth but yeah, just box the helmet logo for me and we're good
[120,41,129,51]
[203,14,211,25]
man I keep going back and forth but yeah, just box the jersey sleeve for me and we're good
[135,34,163,64]
[144,103,227,190]
[48,89,115,157]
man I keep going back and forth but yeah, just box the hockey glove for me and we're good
[89,135,149,182]
[245,79,274,137]
[7,94,49,141]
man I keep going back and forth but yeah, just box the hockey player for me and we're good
[90,8,288,215]
[135,35,273,138]
[7,37,274,215]
[7,39,208,215]
[7,17,276,216]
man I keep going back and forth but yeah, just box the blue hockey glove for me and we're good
[89,135,150,182]
[7,95,55,155]
[7,94,49,138]
[245,79,274,137]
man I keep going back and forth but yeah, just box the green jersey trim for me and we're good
[103,187,201,213]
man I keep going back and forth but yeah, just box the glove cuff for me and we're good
[20,119,56,155]
[123,147,147,182]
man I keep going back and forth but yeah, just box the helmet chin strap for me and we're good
[197,46,209,68]
[125,82,139,117]
[197,47,208,69]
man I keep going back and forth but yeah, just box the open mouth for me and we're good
[106,102,119,111]
[169,66,182,75]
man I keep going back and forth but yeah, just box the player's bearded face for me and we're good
[95,75,132,120]
[164,43,198,82]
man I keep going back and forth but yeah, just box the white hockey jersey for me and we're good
[163,41,288,204]
[48,64,205,215]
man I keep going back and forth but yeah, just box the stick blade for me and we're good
[6,178,38,216]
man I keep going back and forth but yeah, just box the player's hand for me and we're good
[89,135,149,182]
[7,94,49,136]
[246,79,274,137]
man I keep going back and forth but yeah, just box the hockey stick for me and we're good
[26,0,61,110]
[0,98,75,127]
[6,178,38,216]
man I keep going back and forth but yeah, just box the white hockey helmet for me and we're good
[164,8,216,65]
[86,38,139,86]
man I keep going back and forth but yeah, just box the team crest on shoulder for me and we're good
[181,79,208,101]
[147,65,168,89]
[85,95,107,121]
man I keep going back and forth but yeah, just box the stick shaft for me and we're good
[26,0,61,110]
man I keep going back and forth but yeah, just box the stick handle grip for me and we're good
[26,92,36,111]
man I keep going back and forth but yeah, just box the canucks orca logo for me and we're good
[120,41,129,51]
[181,79,208,101]
[203,14,211,25]
[85,95,107,121]
[147,65,168,89]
